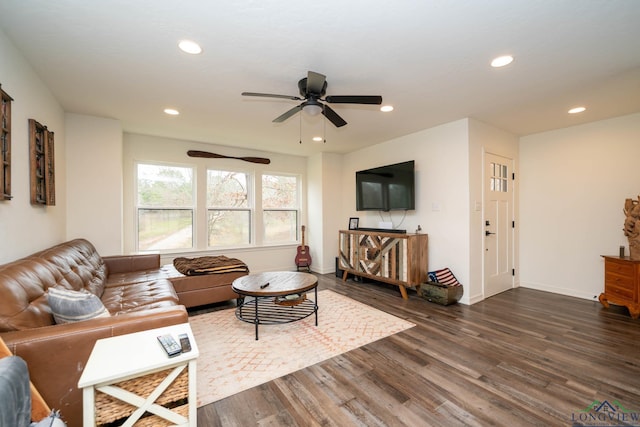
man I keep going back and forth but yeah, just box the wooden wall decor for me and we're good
[29,119,55,206]
[187,150,271,164]
[0,84,13,201]
[624,196,640,260]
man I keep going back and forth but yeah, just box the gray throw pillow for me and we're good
[47,287,110,324]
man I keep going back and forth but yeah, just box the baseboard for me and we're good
[519,281,599,301]
[466,293,484,305]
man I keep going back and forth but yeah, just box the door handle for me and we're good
[485,230,495,236]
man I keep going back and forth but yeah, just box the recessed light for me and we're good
[312,136,324,142]
[178,40,202,55]
[164,108,180,116]
[568,106,586,114]
[491,55,514,68]
[380,105,394,112]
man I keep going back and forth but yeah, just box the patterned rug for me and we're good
[190,289,415,407]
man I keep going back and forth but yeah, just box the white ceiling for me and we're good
[1,1,639,156]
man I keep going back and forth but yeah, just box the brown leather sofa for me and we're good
[0,239,189,427]
[107,258,246,309]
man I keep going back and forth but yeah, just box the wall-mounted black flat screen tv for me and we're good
[356,160,415,211]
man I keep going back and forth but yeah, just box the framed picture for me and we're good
[348,217,359,230]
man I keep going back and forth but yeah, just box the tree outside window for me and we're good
[207,169,251,246]
[262,174,299,244]
[136,163,194,251]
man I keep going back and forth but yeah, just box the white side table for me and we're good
[78,323,198,426]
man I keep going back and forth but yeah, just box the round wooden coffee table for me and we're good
[232,271,318,340]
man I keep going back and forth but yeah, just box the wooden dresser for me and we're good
[599,255,640,319]
[338,229,428,299]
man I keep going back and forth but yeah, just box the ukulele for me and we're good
[295,225,312,272]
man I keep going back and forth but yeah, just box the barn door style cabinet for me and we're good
[29,119,55,205]
[338,229,428,299]
[1,84,12,201]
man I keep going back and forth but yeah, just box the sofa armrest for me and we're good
[103,253,161,274]
[0,305,187,427]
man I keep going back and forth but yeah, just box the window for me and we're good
[207,169,251,247]
[133,161,302,252]
[262,174,299,244]
[136,163,194,251]
[490,162,508,193]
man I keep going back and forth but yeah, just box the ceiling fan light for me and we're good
[303,104,323,116]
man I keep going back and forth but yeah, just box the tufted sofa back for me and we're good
[0,239,108,332]
[32,239,107,297]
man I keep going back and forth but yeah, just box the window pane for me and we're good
[208,210,250,246]
[262,174,298,244]
[262,174,297,209]
[138,209,193,250]
[207,170,248,208]
[263,210,297,243]
[137,164,193,207]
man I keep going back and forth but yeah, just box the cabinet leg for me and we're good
[598,293,610,308]
[629,306,640,319]
[342,270,348,282]
[399,285,408,300]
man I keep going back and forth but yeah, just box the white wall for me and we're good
[123,133,309,272]
[339,119,472,303]
[308,152,344,274]
[65,114,123,255]
[307,154,323,272]
[519,112,640,300]
[0,27,66,263]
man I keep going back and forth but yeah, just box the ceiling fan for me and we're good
[241,71,382,128]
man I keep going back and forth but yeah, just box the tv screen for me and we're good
[356,160,415,211]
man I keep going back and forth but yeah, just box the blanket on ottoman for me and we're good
[173,255,249,276]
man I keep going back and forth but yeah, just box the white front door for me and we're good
[484,152,514,298]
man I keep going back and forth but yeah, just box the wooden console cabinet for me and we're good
[599,255,640,319]
[338,229,428,299]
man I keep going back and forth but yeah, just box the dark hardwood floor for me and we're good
[194,273,640,426]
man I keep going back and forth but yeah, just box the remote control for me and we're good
[178,333,192,353]
[157,334,182,357]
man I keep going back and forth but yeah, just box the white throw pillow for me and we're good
[30,410,67,427]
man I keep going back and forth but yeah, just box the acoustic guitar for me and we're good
[295,225,312,272]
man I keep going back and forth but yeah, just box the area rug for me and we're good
[189,289,415,407]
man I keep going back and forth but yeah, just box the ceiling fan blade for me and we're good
[325,95,383,105]
[273,105,303,123]
[322,104,347,127]
[242,92,302,101]
[306,71,326,95]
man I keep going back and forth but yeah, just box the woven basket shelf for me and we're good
[94,365,189,426]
